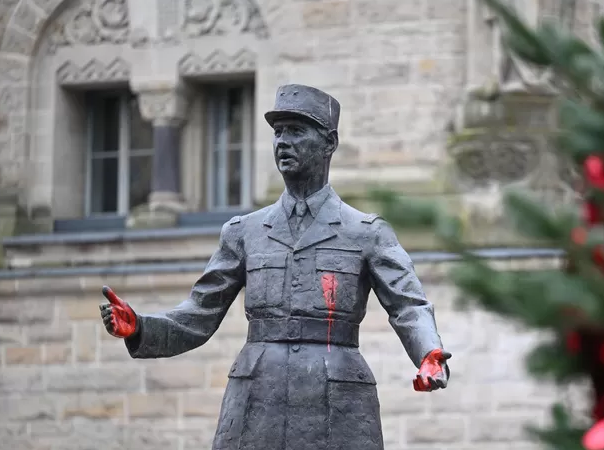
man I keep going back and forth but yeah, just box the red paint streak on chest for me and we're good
[321,273,338,352]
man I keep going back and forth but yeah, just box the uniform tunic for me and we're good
[124,184,444,450]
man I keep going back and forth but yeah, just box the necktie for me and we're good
[293,201,308,239]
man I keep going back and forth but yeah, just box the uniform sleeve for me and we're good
[125,219,245,359]
[366,218,443,368]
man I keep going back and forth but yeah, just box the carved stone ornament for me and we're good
[184,0,268,39]
[47,0,130,53]
[56,57,130,86]
[179,48,256,77]
[137,86,191,125]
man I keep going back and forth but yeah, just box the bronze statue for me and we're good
[100,84,451,450]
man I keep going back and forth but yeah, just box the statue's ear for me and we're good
[324,130,339,157]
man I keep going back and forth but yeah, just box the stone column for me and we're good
[136,82,191,213]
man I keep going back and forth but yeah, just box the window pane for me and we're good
[129,155,152,211]
[227,87,243,144]
[227,149,242,207]
[129,96,154,150]
[91,95,120,153]
[90,157,118,213]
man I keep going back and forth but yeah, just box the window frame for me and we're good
[204,81,254,212]
[84,90,154,217]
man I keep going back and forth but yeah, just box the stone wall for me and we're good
[0,256,584,450]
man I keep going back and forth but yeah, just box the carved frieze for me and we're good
[184,0,268,39]
[47,0,130,53]
[137,85,191,124]
[56,57,130,86]
[178,48,256,77]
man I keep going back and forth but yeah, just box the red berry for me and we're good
[585,155,604,189]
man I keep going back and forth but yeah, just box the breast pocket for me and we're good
[315,248,363,313]
[246,252,288,308]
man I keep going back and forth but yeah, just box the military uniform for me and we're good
[124,85,445,450]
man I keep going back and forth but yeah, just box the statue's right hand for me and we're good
[99,286,138,339]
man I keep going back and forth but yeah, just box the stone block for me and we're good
[302,1,350,28]
[289,62,351,89]
[0,298,54,324]
[124,426,180,450]
[0,367,43,393]
[1,26,35,57]
[0,395,57,421]
[74,323,97,363]
[424,0,467,21]
[61,393,124,420]
[377,387,428,414]
[353,0,422,24]
[128,393,179,418]
[406,416,466,443]
[27,325,72,344]
[311,28,358,61]
[59,298,102,321]
[209,362,232,389]
[145,364,206,391]
[99,339,132,362]
[46,367,142,393]
[44,344,71,365]
[0,325,24,345]
[5,346,42,365]
[353,62,411,85]
[469,414,540,443]
[182,390,224,418]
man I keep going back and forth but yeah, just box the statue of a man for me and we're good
[100,84,451,450]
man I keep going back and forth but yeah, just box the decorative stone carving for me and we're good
[136,84,191,125]
[479,0,577,93]
[184,0,268,39]
[178,48,256,77]
[56,57,130,86]
[47,0,130,52]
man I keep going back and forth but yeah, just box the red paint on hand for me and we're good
[321,273,338,352]
[102,286,137,338]
[413,348,451,392]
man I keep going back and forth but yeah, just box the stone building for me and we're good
[0,0,600,449]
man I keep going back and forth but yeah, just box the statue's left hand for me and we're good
[413,348,451,392]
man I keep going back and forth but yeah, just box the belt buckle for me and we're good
[286,317,302,341]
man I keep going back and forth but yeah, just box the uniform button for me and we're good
[293,254,301,261]
[357,371,365,380]
[292,280,299,287]
[292,344,300,352]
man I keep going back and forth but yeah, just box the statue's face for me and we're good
[272,117,328,178]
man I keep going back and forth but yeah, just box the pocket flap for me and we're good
[228,344,266,379]
[324,350,376,385]
[247,252,288,271]
[316,252,362,275]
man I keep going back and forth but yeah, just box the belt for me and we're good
[247,317,360,348]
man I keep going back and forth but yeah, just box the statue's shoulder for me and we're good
[338,200,382,225]
[361,212,381,224]
[226,215,242,226]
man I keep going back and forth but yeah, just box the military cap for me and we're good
[264,84,340,132]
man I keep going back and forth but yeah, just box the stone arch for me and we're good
[0,0,133,221]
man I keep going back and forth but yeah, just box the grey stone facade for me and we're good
[0,0,601,449]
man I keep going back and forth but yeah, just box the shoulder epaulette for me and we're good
[361,213,381,224]
[227,216,241,225]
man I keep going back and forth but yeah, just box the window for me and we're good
[86,91,154,216]
[205,83,254,210]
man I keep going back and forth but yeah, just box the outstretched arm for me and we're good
[99,219,245,359]
[366,218,451,391]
